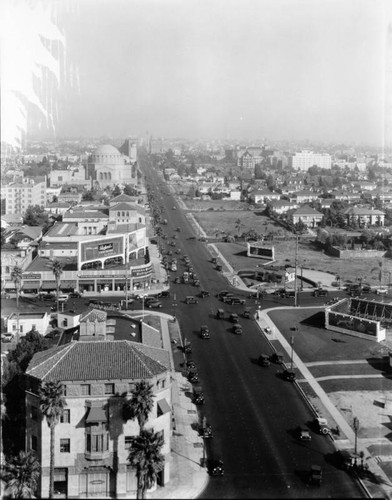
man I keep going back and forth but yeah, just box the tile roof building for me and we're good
[25,340,172,498]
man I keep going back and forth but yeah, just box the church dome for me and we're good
[91,144,123,164]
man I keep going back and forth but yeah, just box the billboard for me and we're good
[247,243,274,260]
[80,236,124,263]
[129,230,146,251]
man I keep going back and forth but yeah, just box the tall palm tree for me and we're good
[50,260,64,313]
[128,428,164,499]
[123,381,154,433]
[2,451,40,498]
[10,265,23,343]
[39,380,66,498]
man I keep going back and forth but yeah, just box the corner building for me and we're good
[25,341,172,498]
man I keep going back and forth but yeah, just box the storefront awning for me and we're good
[86,406,107,423]
[60,280,77,289]
[157,398,171,416]
[41,281,57,290]
[79,280,95,285]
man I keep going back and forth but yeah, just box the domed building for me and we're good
[87,144,137,188]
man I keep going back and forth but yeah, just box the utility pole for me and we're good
[353,417,359,456]
[294,235,299,307]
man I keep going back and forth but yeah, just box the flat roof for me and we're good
[9,312,46,319]
[45,223,80,237]
[25,256,77,272]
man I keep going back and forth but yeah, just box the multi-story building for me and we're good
[49,165,91,189]
[86,145,137,189]
[1,178,46,215]
[292,205,324,228]
[25,340,172,498]
[343,207,385,227]
[288,150,332,171]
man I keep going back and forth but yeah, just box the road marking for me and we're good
[305,360,385,367]
[297,374,387,382]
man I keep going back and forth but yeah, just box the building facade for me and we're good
[25,340,172,498]
[1,178,46,215]
[289,151,332,171]
[87,145,136,189]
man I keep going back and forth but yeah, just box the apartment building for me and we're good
[288,150,332,171]
[1,178,46,215]
[25,340,172,498]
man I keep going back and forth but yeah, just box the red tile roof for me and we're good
[26,341,170,382]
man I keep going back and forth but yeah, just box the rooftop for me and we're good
[26,340,170,382]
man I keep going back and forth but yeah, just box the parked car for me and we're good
[192,386,204,405]
[147,299,162,308]
[199,237,207,242]
[174,277,181,284]
[376,288,389,295]
[199,290,210,298]
[282,369,296,382]
[314,417,330,435]
[69,291,82,298]
[158,290,171,298]
[222,293,235,303]
[258,354,270,367]
[313,289,328,297]
[270,352,284,364]
[200,424,213,438]
[300,428,312,441]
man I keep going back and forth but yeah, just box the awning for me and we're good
[4,283,16,290]
[157,398,171,416]
[86,406,107,423]
[79,280,95,285]
[60,280,77,289]
[41,281,57,290]
[23,281,40,287]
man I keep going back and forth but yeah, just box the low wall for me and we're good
[329,247,386,259]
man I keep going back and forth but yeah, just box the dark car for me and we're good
[233,324,242,335]
[192,386,204,405]
[216,308,225,319]
[186,296,199,304]
[309,465,322,486]
[199,237,207,242]
[229,313,239,323]
[69,291,81,298]
[271,352,284,364]
[200,325,210,339]
[40,293,55,301]
[282,370,296,382]
[174,277,181,284]
[208,459,224,476]
[243,308,251,318]
[222,293,235,303]
[199,290,210,298]
[216,290,230,300]
[258,354,270,367]
[158,290,171,298]
[147,299,163,308]
[226,296,246,305]
[187,370,198,383]
[313,289,328,297]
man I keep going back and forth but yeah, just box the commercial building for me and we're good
[289,151,332,171]
[25,340,172,498]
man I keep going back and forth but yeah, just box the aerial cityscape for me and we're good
[1,0,392,498]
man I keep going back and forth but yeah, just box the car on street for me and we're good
[192,386,204,405]
[299,428,312,441]
[233,324,242,335]
[313,289,328,297]
[309,465,322,486]
[185,296,199,304]
[270,352,284,364]
[147,299,163,308]
[200,325,210,339]
[216,308,225,319]
[243,308,251,318]
[314,417,330,435]
[69,291,82,298]
[199,290,210,298]
[222,293,235,303]
[200,424,213,438]
[258,354,270,367]
[199,237,207,242]
[229,313,239,323]
[375,288,388,295]
[282,369,296,382]
[208,459,224,476]
[174,277,181,284]
[158,290,171,298]
[225,296,246,305]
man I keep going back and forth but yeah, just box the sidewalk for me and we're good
[256,307,392,499]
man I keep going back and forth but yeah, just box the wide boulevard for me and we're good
[142,155,365,498]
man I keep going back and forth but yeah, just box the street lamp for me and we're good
[141,294,146,322]
[172,293,177,320]
[353,417,359,456]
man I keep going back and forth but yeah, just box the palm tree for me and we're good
[123,381,154,433]
[39,380,66,498]
[128,428,164,499]
[2,451,40,498]
[50,260,64,313]
[10,265,23,343]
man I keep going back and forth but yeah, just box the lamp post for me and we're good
[353,417,359,456]
[141,294,146,322]
[172,293,177,320]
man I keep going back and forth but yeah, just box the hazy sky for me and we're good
[6,0,392,145]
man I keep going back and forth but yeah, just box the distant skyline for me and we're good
[2,0,391,148]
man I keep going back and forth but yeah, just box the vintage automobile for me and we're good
[309,465,322,486]
[300,428,312,441]
[208,459,224,476]
[258,354,270,367]
[200,325,210,339]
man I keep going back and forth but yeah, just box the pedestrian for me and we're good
[335,425,340,436]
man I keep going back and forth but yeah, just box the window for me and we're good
[104,383,114,395]
[124,436,133,449]
[60,409,70,423]
[60,439,70,453]
[31,406,38,420]
[128,383,134,393]
[63,385,67,396]
[162,379,166,388]
[81,384,91,396]
[86,425,109,454]
[31,435,38,451]
[5,266,10,274]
